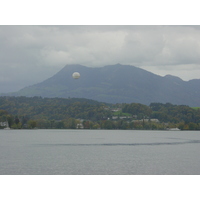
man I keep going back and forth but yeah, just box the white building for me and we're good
[0,121,9,127]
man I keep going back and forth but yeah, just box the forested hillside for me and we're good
[0,96,111,120]
[0,96,200,130]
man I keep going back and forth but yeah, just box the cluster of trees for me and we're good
[149,103,200,124]
[0,96,200,130]
[0,109,33,129]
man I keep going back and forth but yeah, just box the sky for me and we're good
[1,2,200,93]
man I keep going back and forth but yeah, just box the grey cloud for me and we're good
[0,25,200,93]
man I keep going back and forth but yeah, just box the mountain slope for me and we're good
[4,64,200,106]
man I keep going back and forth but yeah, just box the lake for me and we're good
[0,129,200,175]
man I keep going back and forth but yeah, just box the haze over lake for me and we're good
[0,129,200,175]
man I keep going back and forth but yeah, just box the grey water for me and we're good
[0,129,200,175]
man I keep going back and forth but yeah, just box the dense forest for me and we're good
[0,96,200,130]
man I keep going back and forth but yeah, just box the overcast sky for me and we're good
[1,25,200,93]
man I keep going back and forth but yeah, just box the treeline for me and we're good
[123,102,200,123]
[0,96,200,130]
[122,102,200,130]
[0,96,112,129]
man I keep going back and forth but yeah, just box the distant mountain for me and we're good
[2,64,200,106]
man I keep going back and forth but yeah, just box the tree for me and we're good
[28,120,37,129]
[188,122,197,130]
[122,103,152,118]
[64,118,77,129]
[83,120,90,129]
[14,116,20,124]
[6,115,14,128]
[11,122,22,129]
[101,120,113,129]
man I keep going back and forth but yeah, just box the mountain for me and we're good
[2,64,200,106]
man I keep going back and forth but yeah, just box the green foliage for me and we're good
[11,122,22,129]
[0,109,8,123]
[63,118,77,129]
[28,120,37,129]
[192,107,200,110]
[113,111,131,116]
[0,96,111,121]
[1,97,200,130]
[122,103,152,119]
[150,103,200,123]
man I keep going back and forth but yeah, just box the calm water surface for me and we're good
[0,129,200,175]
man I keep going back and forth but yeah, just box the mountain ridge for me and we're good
[1,64,200,106]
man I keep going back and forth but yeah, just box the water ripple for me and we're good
[36,140,200,147]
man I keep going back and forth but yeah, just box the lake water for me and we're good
[0,129,200,175]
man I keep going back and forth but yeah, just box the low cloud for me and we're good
[0,25,200,93]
